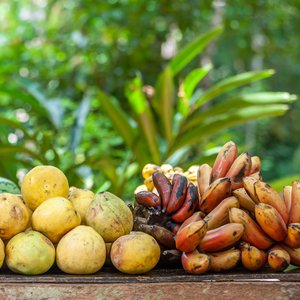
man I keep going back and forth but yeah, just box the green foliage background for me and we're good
[0,0,299,199]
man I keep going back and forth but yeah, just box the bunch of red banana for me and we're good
[134,171,199,266]
[133,140,300,274]
[229,177,300,272]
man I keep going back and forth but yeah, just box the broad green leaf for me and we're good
[71,96,90,151]
[194,69,275,109]
[98,90,136,148]
[184,65,212,101]
[152,67,175,143]
[169,104,289,155]
[126,77,160,163]
[177,65,212,117]
[182,92,298,132]
[169,27,223,75]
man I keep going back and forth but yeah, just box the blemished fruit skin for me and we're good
[0,177,20,194]
[0,238,4,268]
[21,165,69,211]
[110,231,160,274]
[0,193,30,240]
[68,187,94,224]
[5,230,55,275]
[85,192,133,243]
[32,197,81,243]
[56,225,106,274]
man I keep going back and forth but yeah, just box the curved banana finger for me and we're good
[229,208,273,249]
[209,249,240,272]
[204,196,240,230]
[212,141,238,181]
[199,177,231,213]
[181,250,211,275]
[255,203,287,242]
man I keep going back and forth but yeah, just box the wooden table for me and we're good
[0,267,299,300]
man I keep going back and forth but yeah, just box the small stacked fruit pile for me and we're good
[134,141,300,274]
[0,166,161,276]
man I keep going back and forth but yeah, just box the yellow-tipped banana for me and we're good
[240,242,267,271]
[233,188,256,212]
[181,250,211,275]
[289,181,300,223]
[212,141,238,181]
[142,164,161,179]
[197,164,212,198]
[229,208,273,249]
[209,249,240,272]
[243,176,259,203]
[175,220,208,252]
[283,185,292,216]
[249,171,261,180]
[254,180,289,224]
[279,244,300,266]
[204,196,240,230]
[250,156,261,174]
[255,203,287,242]
[226,152,252,190]
[283,223,300,248]
[199,177,231,213]
[268,247,290,272]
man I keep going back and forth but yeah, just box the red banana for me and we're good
[152,172,172,212]
[279,244,300,266]
[166,174,188,214]
[289,180,300,223]
[254,180,289,224]
[197,164,212,198]
[172,183,198,223]
[135,191,161,208]
[175,220,208,252]
[138,224,175,249]
[181,250,211,275]
[204,196,240,230]
[199,177,232,213]
[283,223,300,248]
[177,211,205,234]
[198,223,244,252]
[233,188,256,212]
[255,203,287,242]
[250,156,261,174]
[212,141,238,181]
[226,152,252,190]
[229,208,273,249]
[283,186,292,216]
[243,176,259,203]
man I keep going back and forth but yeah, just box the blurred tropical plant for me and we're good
[0,25,298,199]
[99,27,297,173]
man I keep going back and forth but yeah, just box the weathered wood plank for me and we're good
[0,267,299,284]
[0,282,299,300]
